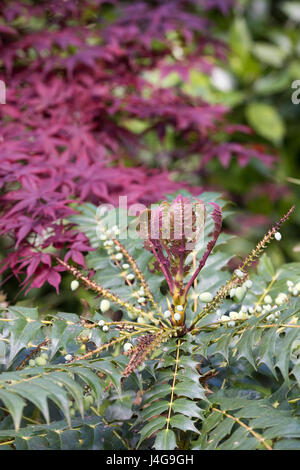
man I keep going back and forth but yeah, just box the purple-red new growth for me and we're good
[139,195,222,324]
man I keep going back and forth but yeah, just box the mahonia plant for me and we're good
[0,192,300,450]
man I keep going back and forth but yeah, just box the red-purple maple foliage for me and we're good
[0,0,274,292]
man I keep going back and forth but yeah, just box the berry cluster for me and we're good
[28,352,48,367]
[215,279,300,328]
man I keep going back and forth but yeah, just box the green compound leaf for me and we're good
[154,429,177,450]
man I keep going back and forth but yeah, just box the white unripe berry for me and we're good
[115,253,123,261]
[256,305,262,312]
[240,305,248,313]
[240,311,249,320]
[274,232,282,241]
[275,293,287,305]
[292,288,299,296]
[228,321,235,327]
[102,325,109,332]
[264,295,272,304]
[98,320,105,327]
[263,304,272,312]
[229,311,238,320]
[176,305,184,312]
[229,288,236,298]
[122,264,130,269]
[163,310,171,318]
[235,286,246,301]
[127,274,135,281]
[138,297,146,303]
[235,269,244,278]
[65,354,72,361]
[199,292,213,303]
[220,315,229,322]
[174,313,181,321]
[100,299,110,313]
[248,307,255,314]
[70,280,79,291]
[275,311,280,318]
[266,314,275,322]
[123,343,133,352]
[295,282,300,291]
[287,280,294,288]
[244,280,253,289]
[137,316,149,324]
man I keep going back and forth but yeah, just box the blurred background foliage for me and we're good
[135,0,300,268]
[0,0,299,315]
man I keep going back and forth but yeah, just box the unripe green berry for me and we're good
[84,397,91,410]
[35,356,47,366]
[138,316,150,324]
[127,311,138,320]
